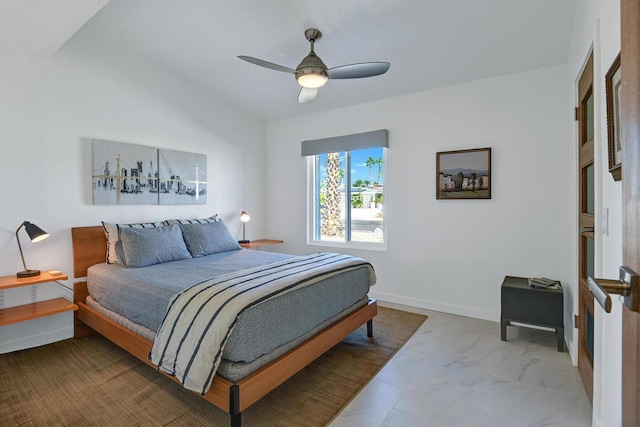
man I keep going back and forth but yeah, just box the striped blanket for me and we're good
[149,252,375,394]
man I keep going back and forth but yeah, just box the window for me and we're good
[302,130,388,250]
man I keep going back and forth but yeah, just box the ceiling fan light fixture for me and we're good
[297,72,328,88]
[239,27,389,104]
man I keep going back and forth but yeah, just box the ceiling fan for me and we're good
[238,28,390,104]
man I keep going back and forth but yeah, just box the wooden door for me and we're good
[621,0,640,424]
[577,52,595,402]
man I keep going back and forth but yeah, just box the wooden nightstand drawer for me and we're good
[239,239,283,249]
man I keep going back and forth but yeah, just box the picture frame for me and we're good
[92,139,208,205]
[605,53,622,181]
[436,147,491,199]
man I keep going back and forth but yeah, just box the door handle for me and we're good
[588,266,640,313]
[580,226,595,234]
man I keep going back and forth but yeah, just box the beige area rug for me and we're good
[0,306,426,426]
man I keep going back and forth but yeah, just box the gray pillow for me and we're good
[119,225,192,268]
[163,214,221,225]
[179,222,241,257]
[102,221,164,264]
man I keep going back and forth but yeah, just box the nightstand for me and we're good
[0,271,78,326]
[500,275,564,351]
[239,239,284,249]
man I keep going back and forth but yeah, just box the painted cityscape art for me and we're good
[158,148,207,205]
[92,140,159,205]
[92,139,207,205]
[436,147,491,199]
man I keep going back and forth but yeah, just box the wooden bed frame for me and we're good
[71,226,377,427]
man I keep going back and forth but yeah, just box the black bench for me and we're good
[500,275,564,352]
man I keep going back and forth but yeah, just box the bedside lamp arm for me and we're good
[15,222,29,272]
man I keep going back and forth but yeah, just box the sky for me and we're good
[351,147,384,184]
[438,149,489,173]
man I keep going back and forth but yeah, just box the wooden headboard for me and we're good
[71,226,106,279]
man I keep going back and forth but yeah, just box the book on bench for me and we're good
[528,277,561,289]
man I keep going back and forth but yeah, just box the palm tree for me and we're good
[321,152,343,237]
[456,172,464,190]
[375,157,383,185]
[365,157,375,185]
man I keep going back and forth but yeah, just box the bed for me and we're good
[71,223,377,427]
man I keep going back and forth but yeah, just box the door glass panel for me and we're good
[584,91,594,142]
[584,164,594,214]
[585,308,595,359]
[583,236,595,280]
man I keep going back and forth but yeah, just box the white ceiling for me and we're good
[7,0,579,122]
[0,0,108,58]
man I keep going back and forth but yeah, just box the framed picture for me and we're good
[92,139,208,205]
[436,147,491,199]
[605,53,622,181]
[92,139,159,205]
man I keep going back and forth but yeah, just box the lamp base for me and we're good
[17,269,41,278]
[238,240,250,244]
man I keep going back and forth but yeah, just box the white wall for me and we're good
[2,6,621,422]
[266,66,573,337]
[568,0,622,425]
[0,32,267,353]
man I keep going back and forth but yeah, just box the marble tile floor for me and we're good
[330,303,592,427]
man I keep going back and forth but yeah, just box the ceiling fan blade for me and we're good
[238,56,297,74]
[298,87,318,104]
[327,62,390,79]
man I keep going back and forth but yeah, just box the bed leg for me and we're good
[367,319,373,338]
[230,384,241,427]
[230,412,241,427]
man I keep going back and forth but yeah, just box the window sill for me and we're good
[306,239,387,252]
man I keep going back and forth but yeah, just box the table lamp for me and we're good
[16,221,49,278]
[239,211,250,244]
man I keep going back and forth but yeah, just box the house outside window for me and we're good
[302,130,388,251]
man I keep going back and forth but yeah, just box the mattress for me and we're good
[87,249,372,364]
[86,295,368,382]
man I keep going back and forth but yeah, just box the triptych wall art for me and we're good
[92,139,207,205]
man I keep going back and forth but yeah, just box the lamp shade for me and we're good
[297,73,328,89]
[16,221,49,278]
[24,221,49,242]
[239,211,250,244]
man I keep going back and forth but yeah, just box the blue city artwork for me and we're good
[158,149,207,205]
[92,139,159,205]
[92,139,207,205]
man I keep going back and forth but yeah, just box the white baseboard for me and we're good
[369,290,498,322]
[0,327,73,354]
